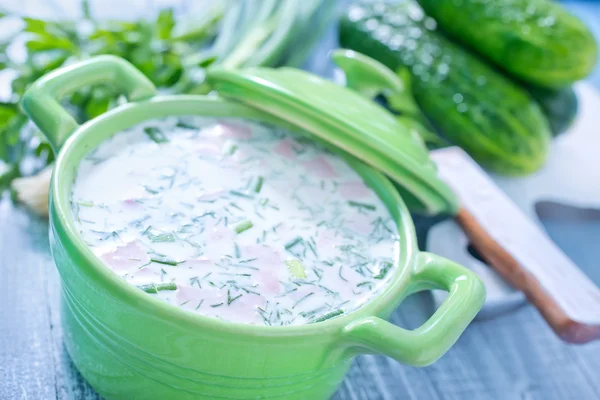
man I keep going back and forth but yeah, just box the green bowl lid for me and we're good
[206,67,459,215]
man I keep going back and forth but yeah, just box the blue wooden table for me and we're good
[1,1,600,399]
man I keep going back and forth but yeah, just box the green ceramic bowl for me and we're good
[23,56,485,400]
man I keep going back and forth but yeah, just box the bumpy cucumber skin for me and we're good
[339,1,551,175]
[417,0,598,88]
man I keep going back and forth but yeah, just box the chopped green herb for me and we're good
[235,220,253,234]
[210,302,224,308]
[138,282,177,293]
[150,256,182,266]
[292,292,314,309]
[195,299,205,310]
[285,236,303,250]
[230,190,253,198]
[144,126,169,143]
[227,290,243,305]
[176,121,197,130]
[148,232,176,243]
[374,261,393,280]
[348,201,376,211]
[338,266,348,282]
[311,309,344,323]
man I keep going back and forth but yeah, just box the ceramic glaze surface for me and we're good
[70,116,399,326]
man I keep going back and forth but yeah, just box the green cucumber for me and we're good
[339,1,551,175]
[528,85,578,136]
[417,0,598,88]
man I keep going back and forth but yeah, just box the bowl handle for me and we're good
[22,55,156,152]
[342,252,485,366]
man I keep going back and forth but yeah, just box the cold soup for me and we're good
[71,117,399,326]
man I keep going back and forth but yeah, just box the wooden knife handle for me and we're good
[455,206,600,344]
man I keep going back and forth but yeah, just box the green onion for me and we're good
[148,232,176,243]
[286,259,307,279]
[138,282,177,293]
[252,176,264,193]
[144,127,169,143]
[77,200,94,207]
[235,220,253,234]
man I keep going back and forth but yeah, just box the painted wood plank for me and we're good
[0,197,56,400]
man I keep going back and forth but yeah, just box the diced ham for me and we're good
[273,139,297,159]
[347,213,373,235]
[176,285,205,306]
[100,240,150,272]
[303,156,338,178]
[123,198,142,207]
[195,142,223,157]
[242,244,283,267]
[205,122,253,139]
[198,189,226,202]
[339,181,371,199]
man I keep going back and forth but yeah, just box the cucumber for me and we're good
[339,1,551,175]
[417,0,598,88]
[529,85,578,136]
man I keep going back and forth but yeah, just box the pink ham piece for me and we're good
[198,189,226,202]
[242,245,284,295]
[303,156,338,178]
[339,181,371,199]
[205,122,253,139]
[100,240,150,272]
[273,139,298,159]
[347,213,374,235]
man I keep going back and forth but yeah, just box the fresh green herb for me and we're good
[138,282,177,293]
[176,121,197,130]
[210,302,224,308]
[150,256,182,266]
[195,299,205,310]
[348,201,376,211]
[235,219,253,234]
[77,200,94,207]
[252,176,264,193]
[227,290,243,305]
[374,261,393,279]
[143,185,161,195]
[311,309,344,323]
[284,236,304,251]
[144,127,169,144]
[338,266,348,282]
[292,292,314,309]
[148,232,176,243]
[230,190,253,199]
